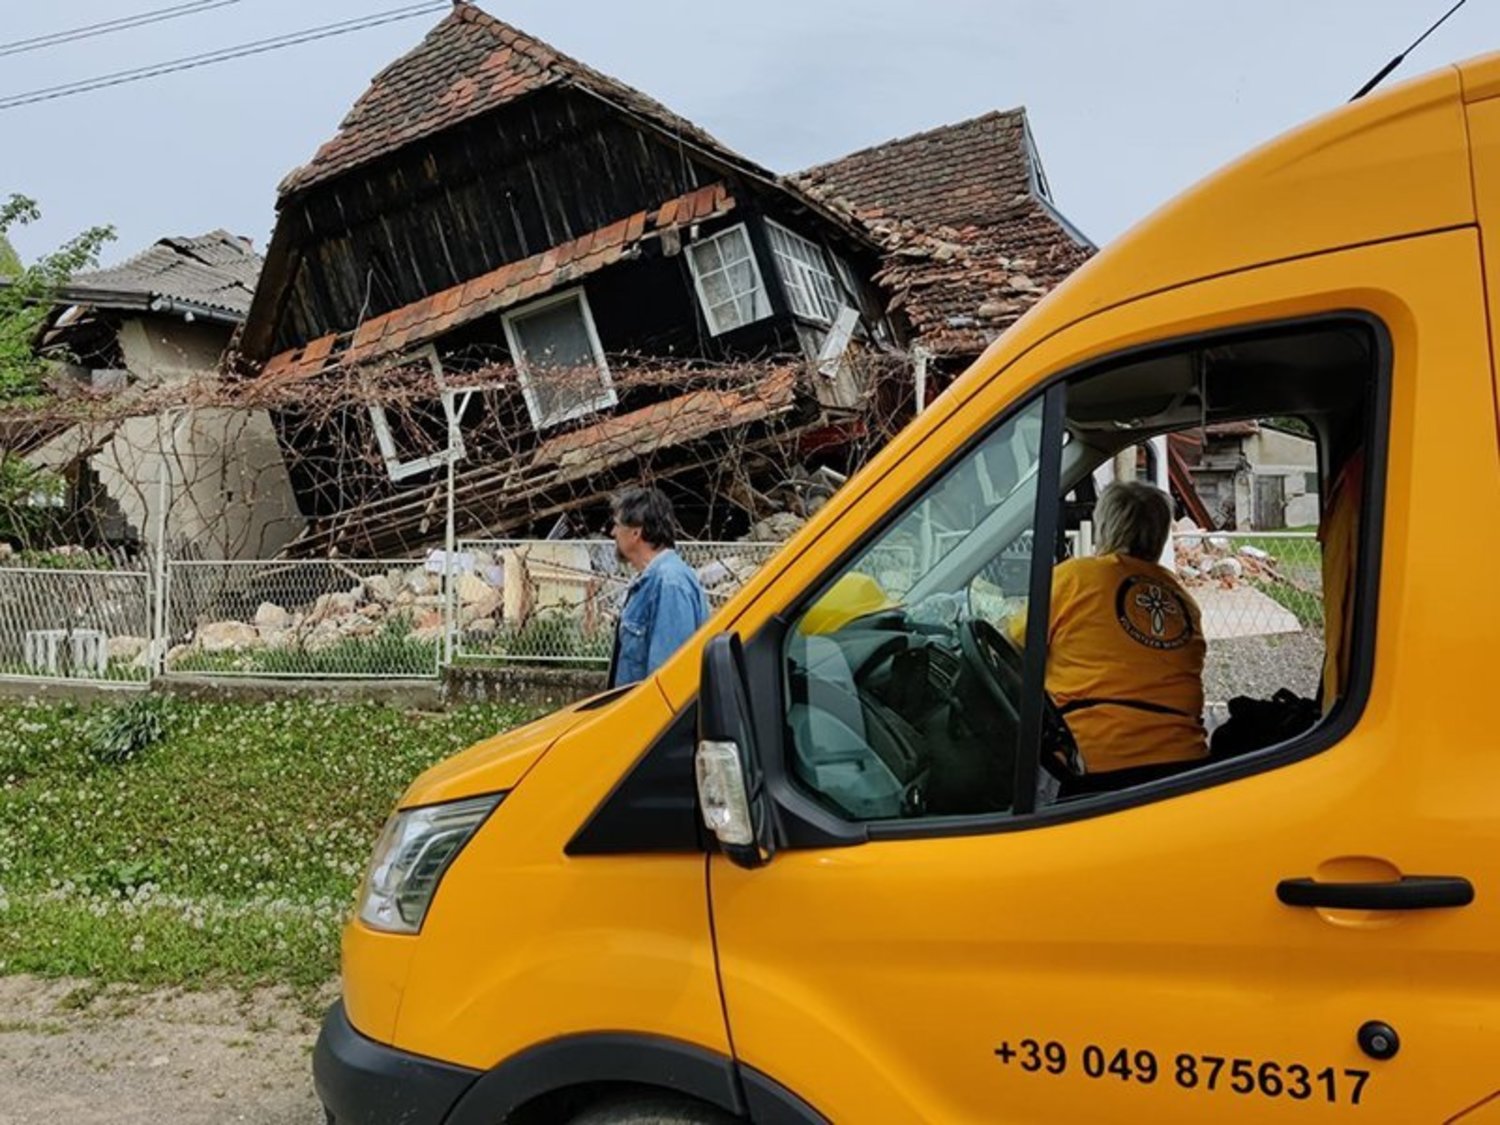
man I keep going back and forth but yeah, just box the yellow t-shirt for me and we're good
[1011,554,1207,774]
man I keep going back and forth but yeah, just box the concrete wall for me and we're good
[92,406,304,560]
[116,316,227,387]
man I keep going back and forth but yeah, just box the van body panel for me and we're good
[390,682,731,1071]
[401,693,592,807]
[709,232,1500,1123]
[1461,92,1500,436]
[1459,50,1500,102]
[341,920,420,1046]
[654,68,1476,716]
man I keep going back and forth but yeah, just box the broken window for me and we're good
[368,347,469,483]
[686,224,771,335]
[501,289,617,430]
[766,220,846,324]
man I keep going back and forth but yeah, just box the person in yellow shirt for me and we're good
[1011,481,1208,778]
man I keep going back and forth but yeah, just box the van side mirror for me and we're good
[696,632,774,869]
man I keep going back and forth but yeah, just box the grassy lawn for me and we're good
[0,696,541,997]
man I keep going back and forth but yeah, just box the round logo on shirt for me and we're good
[1115,575,1194,650]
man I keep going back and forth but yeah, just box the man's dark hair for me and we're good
[611,487,677,549]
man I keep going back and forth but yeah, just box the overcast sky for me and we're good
[1,0,1493,267]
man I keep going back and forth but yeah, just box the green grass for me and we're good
[0,697,542,993]
[456,614,612,666]
[172,627,438,678]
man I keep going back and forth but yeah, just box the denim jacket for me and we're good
[608,549,710,688]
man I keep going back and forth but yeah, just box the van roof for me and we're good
[1459,50,1500,101]
[993,58,1481,361]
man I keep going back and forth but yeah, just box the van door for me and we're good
[707,234,1500,1124]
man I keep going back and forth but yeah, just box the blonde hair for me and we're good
[1094,480,1172,560]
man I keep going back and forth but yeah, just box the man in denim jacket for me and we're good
[607,487,710,688]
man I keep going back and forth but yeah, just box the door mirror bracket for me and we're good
[696,632,775,868]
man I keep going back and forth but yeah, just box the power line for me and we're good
[0,3,449,112]
[1350,0,1472,100]
[0,0,247,60]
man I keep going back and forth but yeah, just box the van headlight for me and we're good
[357,793,501,934]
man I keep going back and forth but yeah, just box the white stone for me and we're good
[1238,545,1271,561]
[455,573,496,607]
[107,635,149,663]
[253,602,291,630]
[195,621,260,653]
[460,590,503,626]
[1209,556,1244,580]
[362,574,400,604]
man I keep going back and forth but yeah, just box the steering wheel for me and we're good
[957,618,1082,786]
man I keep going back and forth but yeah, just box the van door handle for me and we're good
[1276,875,1474,910]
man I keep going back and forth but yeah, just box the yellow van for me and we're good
[315,54,1500,1125]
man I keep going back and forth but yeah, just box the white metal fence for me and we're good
[0,566,152,684]
[451,539,785,666]
[163,559,443,679]
[0,533,1323,685]
[1172,530,1324,640]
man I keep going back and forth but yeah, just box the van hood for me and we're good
[400,698,609,807]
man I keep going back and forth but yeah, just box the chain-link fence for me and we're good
[164,559,443,679]
[452,539,785,666]
[1174,531,1323,638]
[0,533,1324,688]
[0,565,152,684]
[1175,531,1325,706]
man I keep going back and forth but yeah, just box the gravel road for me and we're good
[0,976,331,1125]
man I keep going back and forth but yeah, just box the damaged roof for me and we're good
[795,109,1093,357]
[261,182,735,382]
[58,231,262,324]
[282,2,745,197]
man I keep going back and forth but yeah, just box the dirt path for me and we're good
[0,976,334,1124]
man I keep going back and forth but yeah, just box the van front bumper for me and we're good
[314,1000,479,1125]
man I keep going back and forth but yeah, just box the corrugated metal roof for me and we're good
[63,230,262,322]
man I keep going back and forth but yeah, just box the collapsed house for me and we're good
[17,231,304,559]
[239,2,908,557]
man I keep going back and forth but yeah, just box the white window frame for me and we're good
[766,219,846,325]
[685,223,772,336]
[368,346,471,483]
[501,287,617,430]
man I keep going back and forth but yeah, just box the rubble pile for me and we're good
[174,517,810,661]
[1172,524,1284,589]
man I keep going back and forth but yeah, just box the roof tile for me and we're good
[795,110,1093,357]
[279,2,730,196]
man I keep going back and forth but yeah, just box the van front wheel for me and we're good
[566,1093,741,1125]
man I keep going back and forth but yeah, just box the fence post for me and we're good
[149,410,174,680]
[442,388,457,672]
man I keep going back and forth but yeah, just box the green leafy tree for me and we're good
[0,195,115,401]
[0,234,20,277]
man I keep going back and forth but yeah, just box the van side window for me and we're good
[781,318,1382,826]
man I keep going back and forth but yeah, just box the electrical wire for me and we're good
[0,1,246,60]
[1350,0,1472,100]
[0,2,448,111]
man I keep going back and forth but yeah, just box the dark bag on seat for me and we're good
[1209,688,1320,759]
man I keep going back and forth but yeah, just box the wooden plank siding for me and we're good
[273,88,705,352]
